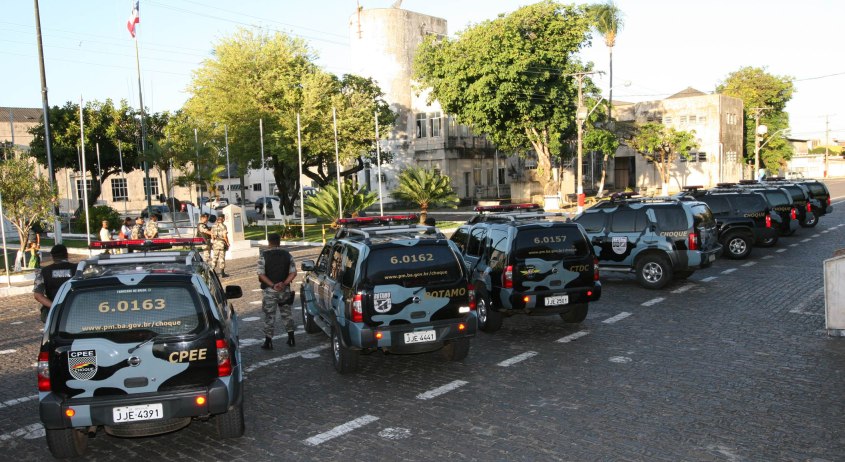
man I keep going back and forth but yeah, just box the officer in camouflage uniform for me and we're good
[33,244,76,323]
[257,233,297,349]
[211,213,230,277]
[144,214,159,239]
[130,217,144,239]
[195,213,212,263]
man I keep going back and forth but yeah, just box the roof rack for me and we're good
[602,194,681,204]
[469,211,569,223]
[738,180,759,185]
[335,224,444,243]
[682,185,704,191]
[335,215,419,227]
[75,250,201,279]
[473,203,544,213]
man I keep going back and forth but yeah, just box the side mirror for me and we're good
[225,285,243,299]
[301,260,315,271]
[591,237,602,245]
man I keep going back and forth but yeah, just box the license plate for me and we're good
[708,254,716,262]
[113,403,163,423]
[404,330,436,344]
[545,295,569,306]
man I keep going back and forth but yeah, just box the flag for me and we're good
[127,1,140,38]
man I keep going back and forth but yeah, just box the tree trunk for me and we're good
[596,153,610,198]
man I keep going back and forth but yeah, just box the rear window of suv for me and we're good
[365,245,463,286]
[650,205,689,231]
[513,227,589,260]
[806,183,827,196]
[763,190,791,207]
[58,285,206,338]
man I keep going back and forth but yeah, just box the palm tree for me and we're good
[587,2,624,122]
[391,167,459,224]
[303,180,378,225]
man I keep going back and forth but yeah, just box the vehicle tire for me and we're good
[46,428,88,459]
[441,337,471,362]
[300,291,320,334]
[723,232,752,260]
[635,254,673,290]
[331,326,359,374]
[759,235,778,247]
[559,303,588,323]
[475,289,503,333]
[215,400,245,439]
[801,214,818,228]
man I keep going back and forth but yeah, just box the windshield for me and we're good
[59,284,206,338]
[513,227,589,260]
[365,245,463,287]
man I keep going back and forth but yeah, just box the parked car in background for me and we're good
[140,205,170,220]
[211,197,230,209]
[254,196,280,215]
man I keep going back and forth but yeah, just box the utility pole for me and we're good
[751,107,768,179]
[824,115,830,178]
[33,0,62,243]
[573,70,602,213]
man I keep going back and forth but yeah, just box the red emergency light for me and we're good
[90,237,206,249]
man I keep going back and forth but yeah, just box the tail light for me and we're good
[765,213,772,228]
[806,202,812,213]
[688,232,699,251]
[467,284,476,311]
[37,351,51,391]
[593,257,600,281]
[790,208,797,220]
[351,293,363,323]
[502,265,513,289]
[216,339,232,377]
[827,197,831,206]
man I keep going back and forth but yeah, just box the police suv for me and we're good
[451,204,601,332]
[575,194,721,289]
[37,238,245,458]
[299,215,477,374]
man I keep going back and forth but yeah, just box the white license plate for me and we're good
[404,330,436,344]
[545,295,569,306]
[113,403,163,423]
[708,254,716,262]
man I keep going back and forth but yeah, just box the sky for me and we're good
[2,0,843,142]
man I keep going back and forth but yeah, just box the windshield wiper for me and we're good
[128,334,157,354]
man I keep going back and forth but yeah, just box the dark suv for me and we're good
[798,179,833,221]
[300,215,477,374]
[736,181,799,236]
[37,238,245,459]
[451,204,601,332]
[575,195,721,289]
[679,187,779,258]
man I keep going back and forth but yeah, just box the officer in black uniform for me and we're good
[257,233,297,349]
[33,245,76,323]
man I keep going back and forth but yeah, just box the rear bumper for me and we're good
[506,282,601,314]
[345,314,477,352]
[687,246,721,268]
[39,379,235,430]
[754,227,779,243]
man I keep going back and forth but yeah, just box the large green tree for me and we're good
[584,127,619,197]
[587,1,623,122]
[716,66,795,172]
[629,123,699,195]
[184,28,395,212]
[0,156,56,270]
[414,1,596,195]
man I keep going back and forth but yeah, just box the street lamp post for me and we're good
[754,122,767,180]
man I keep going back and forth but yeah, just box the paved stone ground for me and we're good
[0,196,844,460]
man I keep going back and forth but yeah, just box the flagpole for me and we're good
[224,124,231,204]
[374,111,384,216]
[133,28,151,211]
[333,107,342,219]
[259,118,268,241]
[0,189,10,287]
[296,113,305,237]
[118,141,128,217]
[79,97,91,253]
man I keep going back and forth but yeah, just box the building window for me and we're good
[698,115,706,124]
[416,113,427,138]
[429,112,442,137]
[253,183,262,192]
[75,179,93,200]
[228,184,241,191]
[498,168,506,184]
[663,116,672,125]
[111,178,127,201]
[679,116,687,125]
[689,115,697,124]
[473,168,482,186]
[143,177,159,199]
[727,151,737,163]
[698,152,707,162]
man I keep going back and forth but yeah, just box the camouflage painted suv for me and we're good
[299,215,477,374]
[451,204,601,333]
[574,195,721,289]
[37,238,245,459]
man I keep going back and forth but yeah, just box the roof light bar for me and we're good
[89,237,206,249]
[473,203,542,212]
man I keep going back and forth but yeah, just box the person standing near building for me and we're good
[119,217,132,240]
[130,217,144,239]
[195,213,212,263]
[211,213,230,277]
[33,244,76,323]
[144,215,159,239]
[99,220,112,254]
[258,233,297,350]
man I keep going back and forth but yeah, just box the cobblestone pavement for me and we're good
[1,196,844,461]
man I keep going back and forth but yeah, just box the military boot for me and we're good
[287,331,295,347]
[261,337,273,350]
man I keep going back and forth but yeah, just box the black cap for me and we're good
[50,244,68,258]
